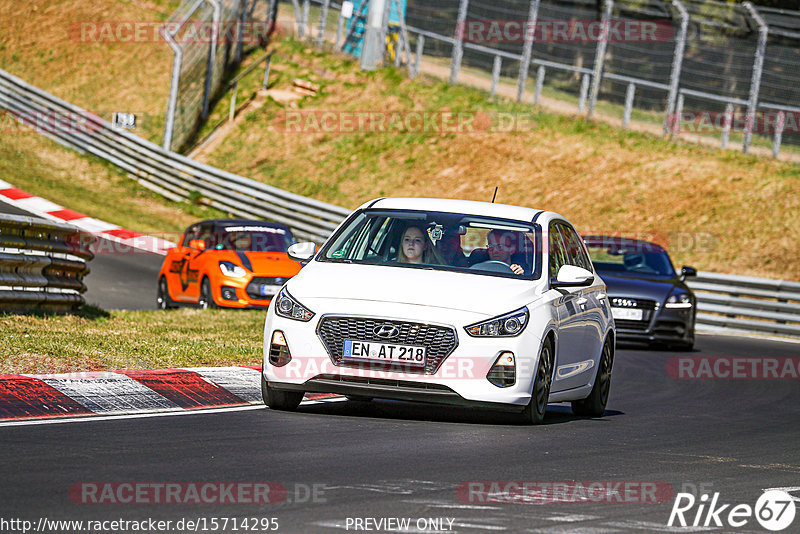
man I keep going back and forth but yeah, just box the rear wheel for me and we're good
[157,277,177,310]
[199,277,217,309]
[521,341,553,424]
[572,339,613,417]
[261,375,304,411]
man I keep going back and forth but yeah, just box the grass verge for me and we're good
[0,307,264,374]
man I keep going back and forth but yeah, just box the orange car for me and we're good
[157,219,303,309]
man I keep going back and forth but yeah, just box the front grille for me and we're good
[614,319,651,332]
[316,316,458,375]
[245,277,288,300]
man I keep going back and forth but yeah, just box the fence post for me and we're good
[450,0,469,85]
[229,81,238,122]
[623,83,635,128]
[161,28,182,151]
[291,0,303,37]
[588,0,612,118]
[317,0,331,48]
[516,0,541,102]
[672,93,684,137]
[336,6,345,48]
[490,55,502,98]
[578,73,590,114]
[773,110,785,159]
[534,65,545,105]
[262,54,272,90]
[721,102,733,149]
[414,34,424,78]
[302,0,311,40]
[743,2,767,155]
[235,0,248,63]
[202,0,222,119]
[664,0,688,135]
[361,0,388,70]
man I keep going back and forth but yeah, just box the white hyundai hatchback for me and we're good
[262,198,615,423]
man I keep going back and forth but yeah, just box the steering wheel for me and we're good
[470,260,515,274]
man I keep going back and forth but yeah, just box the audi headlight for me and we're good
[665,291,693,309]
[274,288,315,321]
[465,307,529,337]
[219,260,247,278]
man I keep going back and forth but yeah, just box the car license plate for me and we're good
[342,340,426,366]
[612,307,644,321]
[260,285,279,297]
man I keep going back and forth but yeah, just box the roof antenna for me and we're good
[491,187,498,203]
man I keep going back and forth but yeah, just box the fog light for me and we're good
[487,351,516,388]
[221,286,238,301]
[269,330,291,367]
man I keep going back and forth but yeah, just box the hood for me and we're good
[217,251,302,277]
[288,261,542,316]
[598,272,684,303]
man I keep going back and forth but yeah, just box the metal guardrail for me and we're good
[0,214,95,313]
[0,68,351,244]
[689,272,800,337]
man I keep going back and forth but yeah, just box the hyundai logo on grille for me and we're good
[373,324,400,339]
[611,298,637,308]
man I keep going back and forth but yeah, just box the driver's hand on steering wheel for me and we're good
[510,263,524,275]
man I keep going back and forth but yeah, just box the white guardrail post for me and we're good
[0,214,95,313]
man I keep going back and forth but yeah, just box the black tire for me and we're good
[157,277,177,310]
[261,375,303,411]
[572,339,613,417]
[199,277,217,309]
[521,340,553,424]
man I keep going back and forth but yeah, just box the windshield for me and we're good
[211,226,294,252]
[586,243,676,277]
[319,209,541,279]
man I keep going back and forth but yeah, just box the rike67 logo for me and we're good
[668,489,797,531]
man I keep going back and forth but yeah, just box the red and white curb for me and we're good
[0,178,175,255]
[0,366,340,421]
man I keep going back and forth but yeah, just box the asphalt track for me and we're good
[2,335,799,533]
[0,199,163,310]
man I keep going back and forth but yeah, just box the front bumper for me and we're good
[615,306,695,345]
[263,300,545,408]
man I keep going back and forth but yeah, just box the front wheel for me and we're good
[199,277,217,309]
[521,341,553,424]
[157,277,177,310]
[572,339,613,417]
[261,375,304,411]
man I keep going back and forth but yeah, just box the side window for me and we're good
[558,223,593,272]
[548,221,568,278]
[181,225,199,247]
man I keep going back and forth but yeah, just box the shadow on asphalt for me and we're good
[292,398,625,426]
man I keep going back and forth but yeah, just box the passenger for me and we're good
[436,233,468,267]
[397,226,441,265]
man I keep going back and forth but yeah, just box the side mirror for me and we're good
[288,242,316,264]
[681,265,697,279]
[551,265,595,288]
[188,239,206,251]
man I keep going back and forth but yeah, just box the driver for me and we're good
[469,230,528,275]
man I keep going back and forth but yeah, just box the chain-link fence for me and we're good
[294,0,800,159]
[161,0,272,152]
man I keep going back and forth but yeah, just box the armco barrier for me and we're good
[0,214,95,312]
[0,68,351,244]
[689,272,800,337]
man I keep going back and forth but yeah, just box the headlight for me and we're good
[219,261,247,278]
[274,288,315,321]
[465,307,529,337]
[665,291,692,309]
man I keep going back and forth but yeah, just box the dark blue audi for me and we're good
[583,236,697,350]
